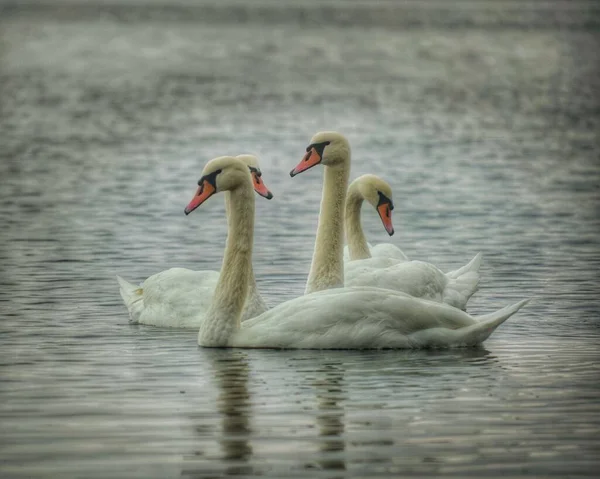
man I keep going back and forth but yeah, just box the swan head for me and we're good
[184,156,255,215]
[352,174,395,236]
[290,131,350,177]
[236,154,274,199]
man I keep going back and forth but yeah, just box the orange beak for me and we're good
[290,148,322,177]
[184,180,216,215]
[251,172,274,199]
[377,203,395,236]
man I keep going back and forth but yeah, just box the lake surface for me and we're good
[1,1,599,477]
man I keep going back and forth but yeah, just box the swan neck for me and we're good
[345,185,371,261]
[225,192,261,315]
[305,163,349,294]
[199,185,254,346]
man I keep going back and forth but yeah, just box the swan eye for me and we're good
[198,169,222,189]
[377,191,393,213]
[305,141,330,156]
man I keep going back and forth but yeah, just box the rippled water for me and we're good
[1,1,599,477]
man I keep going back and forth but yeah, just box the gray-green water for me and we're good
[1,1,599,477]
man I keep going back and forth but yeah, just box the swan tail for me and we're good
[476,298,530,322]
[460,298,531,345]
[116,275,145,323]
[409,298,530,348]
[446,252,482,279]
[443,253,482,310]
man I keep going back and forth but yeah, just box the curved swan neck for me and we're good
[304,163,349,295]
[224,193,260,307]
[199,185,254,347]
[344,183,371,261]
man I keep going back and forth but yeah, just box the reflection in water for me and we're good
[214,351,253,466]
[307,349,502,476]
[183,350,253,478]
[313,361,346,475]
[421,347,497,368]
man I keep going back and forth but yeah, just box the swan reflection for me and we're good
[213,351,253,467]
[183,350,253,478]
[313,360,347,475]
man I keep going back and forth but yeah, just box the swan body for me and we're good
[187,141,528,350]
[345,253,482,311]
[296,140,481,309]
[344,242,408,262]
[234,289,529,349]
[117,269,221,328]
[117,154,272,328]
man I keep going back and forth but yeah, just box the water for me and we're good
[1,0,599,477]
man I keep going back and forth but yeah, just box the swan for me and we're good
[184,153,529,349]
[116,154,273,328]
[293,131,481,310]
[343,174,408,263]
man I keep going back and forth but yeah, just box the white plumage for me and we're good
[234,288,528,349]
[345,253,482,311]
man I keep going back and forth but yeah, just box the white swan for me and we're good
[184,153,528,349]
[343,174,408,263]
[294,132,481,310]
[116,154,273,328]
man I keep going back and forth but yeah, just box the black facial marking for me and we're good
[377,191,394,212]
[197,169,222,189]
[304,141,330,160]
[248,166,263,183]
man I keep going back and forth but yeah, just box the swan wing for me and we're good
[118,268,219,328]
[235,287,481,349]
[343,242,409,263]
[370,243,410,261]
[345,256,406,272]
[345,256,480,311]
[345,261,448,303]
[440,253,482,310]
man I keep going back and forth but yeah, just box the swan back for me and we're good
[235,287,529,349]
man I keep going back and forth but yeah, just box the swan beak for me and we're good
[251,172,274,199]
[377,203,395,236]
[290,148,322,177]
[184,181,216,215]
